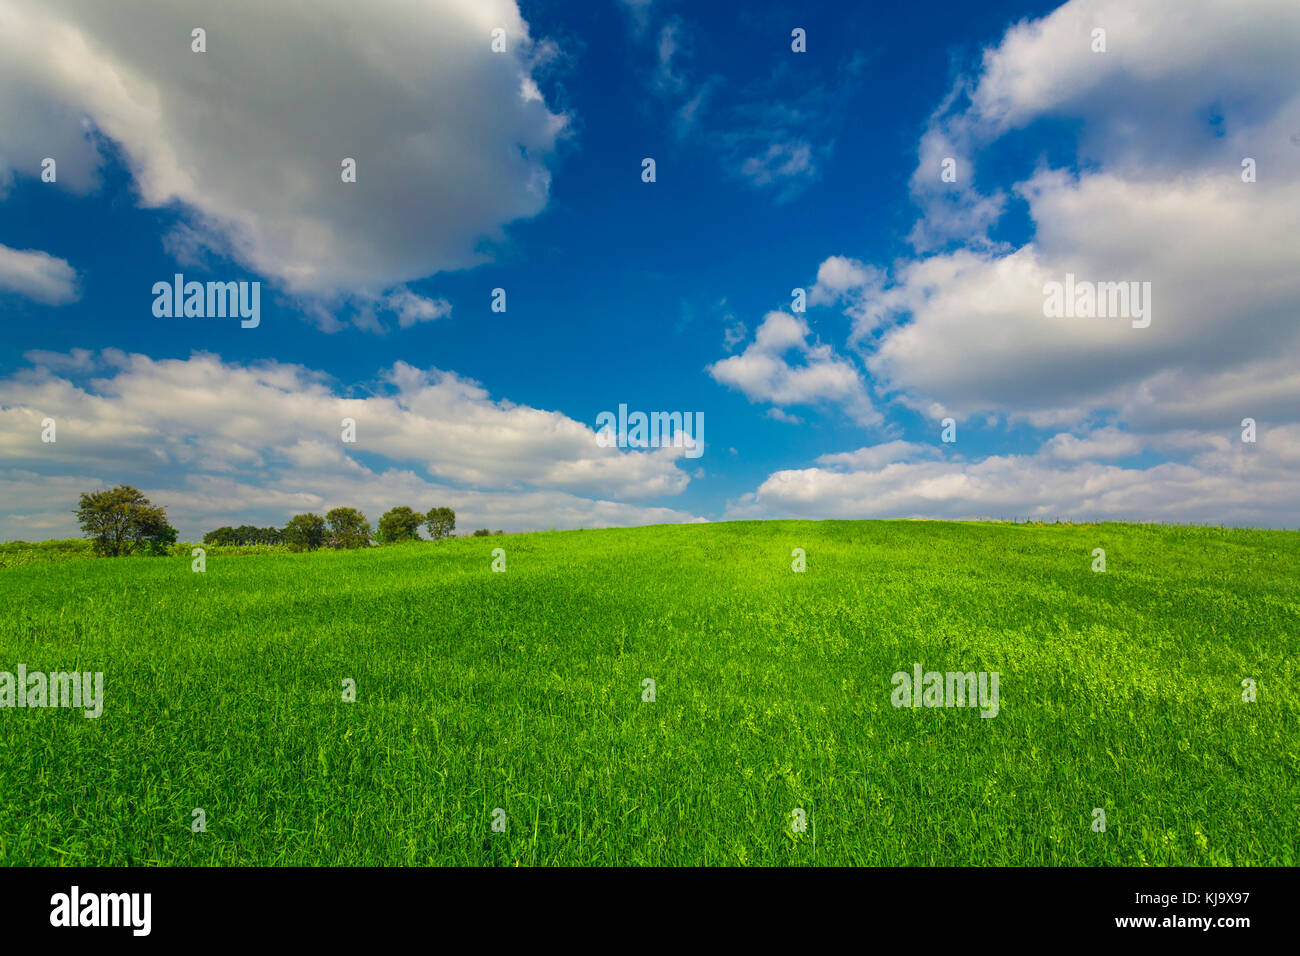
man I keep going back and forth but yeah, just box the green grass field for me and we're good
[1,520,1296,866]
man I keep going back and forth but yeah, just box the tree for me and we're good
[326,507,372,549]
[75,485,170,556]
[203,526,237,546]
[472,528,491,537]
[377,506,423,543]
[283,513,328,552]
[425,506,456,541]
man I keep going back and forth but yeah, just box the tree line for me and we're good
[76,485,502,556]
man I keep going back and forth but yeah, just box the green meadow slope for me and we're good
[0,520,1296,865]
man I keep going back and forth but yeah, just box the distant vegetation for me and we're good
[202,525,285,546]
[55,487,473,558]
[0,538,100,569]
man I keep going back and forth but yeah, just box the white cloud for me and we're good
[967,0,1300,142]
[0,0,566,305]
[0,350,705,539]
[708,311,879,426]
[1043,426,1142,461]
[749,1,1300,525]
[20,347,95,371]
[861,129,1300,430]
[809,255,888,331]
[0,469,105,537]
[382,289,452,329]
[815,441,940,470]
[729,427,1300,528]
[810,256,875,301]
[806,0,1300,435]
[0,243,79,304]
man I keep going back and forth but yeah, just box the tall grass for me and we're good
[0,520,1296,865]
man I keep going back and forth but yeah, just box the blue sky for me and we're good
[2,0,1299,538]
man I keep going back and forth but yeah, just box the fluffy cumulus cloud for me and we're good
[707,311,879,426]
[0,0,566,311]
[733,0,1300,524]
[862,168,1300,427]
[0,350,704,539]
[809,255,887,332]
[0,243,79,304]
[728,426,1300,527]
[852,0,1300,428]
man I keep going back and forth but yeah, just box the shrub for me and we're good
[140,524,179,556]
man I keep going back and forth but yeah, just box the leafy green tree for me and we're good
[377,506,423,543]
[425,506,456,541]
[326,507,372,549]
[472,528,491,537]
[283,513,328,552]
[203,526,237,546]
[74,485,170,556]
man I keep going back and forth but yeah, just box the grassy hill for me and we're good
[1,520,1296,865]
